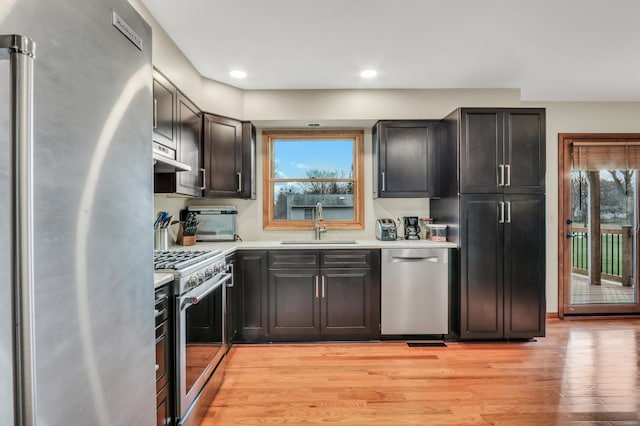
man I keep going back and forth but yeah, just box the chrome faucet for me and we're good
[314,202,327,240]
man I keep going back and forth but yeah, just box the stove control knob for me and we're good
[197,273,205,284]
[205,268,213,279]
[188,276,198,288]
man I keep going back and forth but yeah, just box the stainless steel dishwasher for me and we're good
[381,248,449,335]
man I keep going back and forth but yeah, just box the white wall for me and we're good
[135,0,640,313]
[128,0,243,115]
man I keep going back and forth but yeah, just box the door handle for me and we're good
[505,201,511,223]
[315,276,319,298]
[567,232,577,239]
[498,201,505,223]
[381,171,386,192]
[226,263,234,287]
[505,165,511,187]
[321,276,325,298]
[498,164,505,187]
[153,98,158,129]
[236,172,242,192]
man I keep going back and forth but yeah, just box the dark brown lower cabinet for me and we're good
[235,251,269,342]
[156,384,171,426]
[155,284,173,426]
[236,249,380,342]
[267,250,380,341]
[321,268,376,339]
[460,194,545,340]
[268,269,319,340]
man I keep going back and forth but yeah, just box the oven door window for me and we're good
[184,283,223,395]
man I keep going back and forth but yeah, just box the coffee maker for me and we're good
[403,216,420,239]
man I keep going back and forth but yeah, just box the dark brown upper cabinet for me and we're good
[152,70,177,151]
[458,108,545,194]
[372,120,439,198]
[202,114,255,199]
[155,91,203,197]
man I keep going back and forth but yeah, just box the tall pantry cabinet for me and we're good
[431,108,546,340]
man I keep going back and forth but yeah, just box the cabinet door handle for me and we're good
[200,168,206,190]
[506,201,511,223]
[381,171,386,192]
[498,164,505,187]
[236,172,242,192]
[498,201,505,223]
[153,98,158,129]
[505,164,511,187]
[315,276,319,298]
[321,276,325,298]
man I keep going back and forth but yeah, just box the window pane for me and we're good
[273,140,353,179]
[273,183,354,220]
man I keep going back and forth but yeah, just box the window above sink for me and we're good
[262,130,364,231]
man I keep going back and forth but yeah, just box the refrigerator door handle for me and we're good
[1,34,37,426]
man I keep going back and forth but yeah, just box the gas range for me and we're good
[153,249,227,295]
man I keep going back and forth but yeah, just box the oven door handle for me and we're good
[179,272,231,311]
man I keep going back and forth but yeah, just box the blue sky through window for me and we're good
[273,139,353,179]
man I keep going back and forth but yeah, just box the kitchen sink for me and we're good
[280,240,358,245]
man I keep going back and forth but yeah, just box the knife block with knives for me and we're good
[177,211,198,246]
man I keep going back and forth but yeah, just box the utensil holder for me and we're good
[154,228,169,250]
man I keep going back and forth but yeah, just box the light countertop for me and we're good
[154,272,174,289]
[154,238,457,288]
[171,238,456,254]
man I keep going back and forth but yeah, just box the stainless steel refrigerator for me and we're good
[1,0,156,424]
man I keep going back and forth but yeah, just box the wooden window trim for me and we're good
[262,130,364,231]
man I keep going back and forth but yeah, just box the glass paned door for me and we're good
[568,169,638,310]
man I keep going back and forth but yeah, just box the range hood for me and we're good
[153,152,191,173]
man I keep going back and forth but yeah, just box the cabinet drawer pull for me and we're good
[315,276,319,298]
[236,172,242,192]
[321,276,325,298]
[381,171,386,192]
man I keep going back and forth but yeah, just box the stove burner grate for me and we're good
[153,249,220,271]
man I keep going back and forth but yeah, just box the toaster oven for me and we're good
[186,206,237,241]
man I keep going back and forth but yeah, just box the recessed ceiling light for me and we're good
[230,70,247,79]
[360,69,377,78]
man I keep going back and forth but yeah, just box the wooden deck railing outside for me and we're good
[572,225,633,286]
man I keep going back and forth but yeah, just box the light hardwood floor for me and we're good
[203,318,640,425]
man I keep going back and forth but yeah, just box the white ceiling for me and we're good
[140,0,640,101]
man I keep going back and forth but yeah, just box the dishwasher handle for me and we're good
[391,256,441,263]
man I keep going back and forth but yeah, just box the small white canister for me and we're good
[427,224,447,242]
